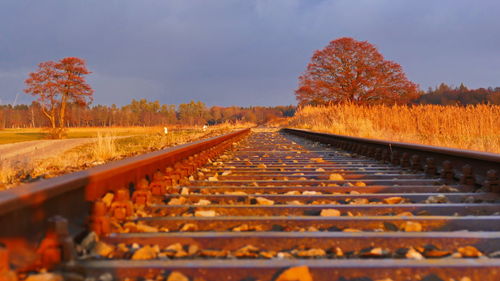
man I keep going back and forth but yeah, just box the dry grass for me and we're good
[92,132,118,161]
[289,104,500,153]
[0,123,253,189]
[0,126,178,144]
[0,160,16,185]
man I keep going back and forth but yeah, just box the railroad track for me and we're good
[1,128,500,281]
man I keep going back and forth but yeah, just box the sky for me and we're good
[1,0,499,107]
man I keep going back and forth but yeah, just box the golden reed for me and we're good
[289,104,500,153]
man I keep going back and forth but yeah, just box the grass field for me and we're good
[0,123,253,189]
[0,127,166,144]
[289,104,500,153]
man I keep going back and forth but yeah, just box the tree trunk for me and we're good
[41,106,57,129]
[59,92,68,137]
[31,107,35,128]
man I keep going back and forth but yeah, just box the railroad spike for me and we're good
[424,157,437,176]
[401,152,410,168]
[32,225,62,271]
[23,216,76,272]
[49,216,77,264]
[174,162,189,177]
[440,160,455,183]
[367,147,376,158]
[484,169,499,192]
[347,143,355,152]
[132,178,153,205]
[350,143,357,154]
[381,149,389,163]
[390,151,400,165]
[355,144,363,155]
[361,145,369,156]
[343,141,350,150]
[165,166,180,185]
[182,158,196,174]
[346,142,355,153]
[0,243,16,281]
[109,189,134,221]
[460,164,476,186]
[411,154,421,171]
[90,200,111,236]
[374,148,382,160]
[150,172,167,196]
[363,145,370,156]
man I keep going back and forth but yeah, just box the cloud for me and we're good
[0,69,31,105]
[88,73,165,106]
[1,0,499,106]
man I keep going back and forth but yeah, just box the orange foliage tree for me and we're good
[24,57,93,137]
[296,37,419,105]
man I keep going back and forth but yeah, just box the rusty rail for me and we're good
[283,128,500,191]
[0,128,250,269]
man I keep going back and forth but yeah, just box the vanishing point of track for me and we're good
[1,128,500,281]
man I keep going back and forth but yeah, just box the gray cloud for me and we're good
[1,0,499,106]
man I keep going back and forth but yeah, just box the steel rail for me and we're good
[283,128,500,191]
[0,128,250,266]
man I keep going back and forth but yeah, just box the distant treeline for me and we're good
[0,99,295,128]
[415,83,500,105]
[2,83,499,128]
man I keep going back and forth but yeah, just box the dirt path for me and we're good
[0,136,132,165]
[0,138,98,165]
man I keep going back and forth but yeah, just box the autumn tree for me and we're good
[296,37,419,105]
[24,61,60,129]
[24,57,93,137]
[56,57,93,130]
[1,98,299,128]
[178,100,208,126]
[160,104,177,124]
